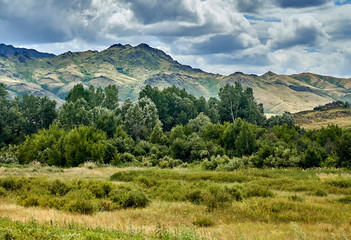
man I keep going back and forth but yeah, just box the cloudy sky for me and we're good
[1,0,351,77]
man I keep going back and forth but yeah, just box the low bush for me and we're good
[66,199,99,214]
[337,196,351,204]
[109,186,150,209]
[216,158,245,171]
[314,189,328,197]
[192,217,215,227]
[326,179,351,188]
[289,195,303,202]
[202,186,233,211]
[0,187,6,197]
[64,189,99,214]
[244,184,275,198]
[186,190,204,205]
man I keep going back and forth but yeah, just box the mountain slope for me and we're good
[0,43,350,114]
[0,43,56,58]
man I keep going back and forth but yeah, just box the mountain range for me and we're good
[0,43,350,114]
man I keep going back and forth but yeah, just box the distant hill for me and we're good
[294,102,351,131]
[0,43,350,114]
[0,43,56,58]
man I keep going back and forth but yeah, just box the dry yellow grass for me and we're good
[1,200,350,240]
[298,116,351,130]
[1,167,351,239]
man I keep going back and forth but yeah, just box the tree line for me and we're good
[0,82,350,169]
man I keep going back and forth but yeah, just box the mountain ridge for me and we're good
[0,43,56,58]
[0,43,350,114]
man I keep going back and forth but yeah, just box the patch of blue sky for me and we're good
[334,0,351,5]
[305,47,322,53]
[244,15,281,23]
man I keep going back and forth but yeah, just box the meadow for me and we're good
[1,164,351,240]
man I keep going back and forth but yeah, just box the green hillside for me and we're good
[0,43,350,114]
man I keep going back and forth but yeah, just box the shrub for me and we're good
[289,195,303,202]
[48,180,71,196]
[64,189,99,214]
[98,199,117,211]
[112,153,136,166]
[326,179,351,188]
[202,186,233,211]
[0,146,18,164]
[109,186,150,209]
[84,180,113,198]
[0,186,6,197]
[0,177,25,191]
[186,190,204,205]
[21,195,40,207]
[66,199,99,214]
[244,185,275,198]
[226,186,243,201]
[314,189,328,197]
[137,176,157,188]
[337,196,351,204]
[217,158,245,171]
[192,217,215,227]
[158,156,183,169]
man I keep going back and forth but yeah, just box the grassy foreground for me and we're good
[0,165,351,239]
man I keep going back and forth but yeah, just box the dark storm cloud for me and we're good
[122,0,197,24]
[233,0,330,13]
[270,25,325,49]
[0,0,93,43]
[192,35,255,54]
[234,0,269,13]
[326,19,351,40]
[267,16,329,49]
[274,0,330,8]
[205,53,269,66]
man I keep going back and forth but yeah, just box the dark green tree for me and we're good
[336,133,351,168]
[0,83,23,146]
[15,94,57,135]
[57,98,92,129]
[102,85,119,111]
[64,125,107,167]
[218,83,265,126]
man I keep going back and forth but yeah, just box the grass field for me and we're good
[1,165,351,239]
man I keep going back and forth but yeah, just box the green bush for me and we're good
[217,158,245,171]
[84,180,113,198]
[202,186,233,211]
[64,189,99,214]
[186,190,204,205]
[137,176,158,188]
[192,217,215,227]
[158,156,183,169]
[48,179,72,196]
[314,189,328,197]
[66,199,99,214]
[112,153,136,166]
[326,179,351,188]
[0,146,18,164]
[337,196,351,204]
[109,186,150,209]
[0,177,25,191]
[244,185,275,198]
[21,195,40,207]
[226,186,243,201]
[0,186,6,197]
[289,195,303,202]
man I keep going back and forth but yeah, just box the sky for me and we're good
[1,0,351,77]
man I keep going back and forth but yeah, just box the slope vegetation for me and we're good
[0,43,350,113]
